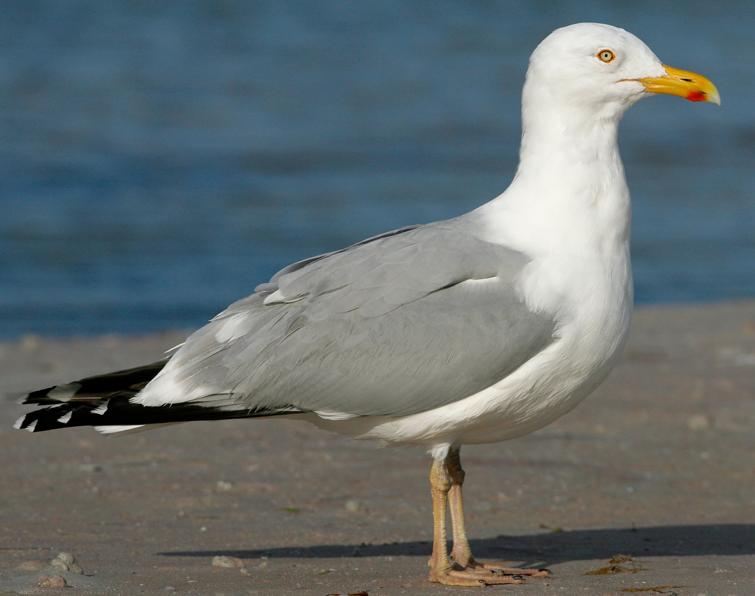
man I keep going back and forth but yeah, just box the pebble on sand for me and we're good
[38,575,67,588]
[344,499,363,513]
[687,414,712,431]
[50,551,83,574]
[212,555,245,569]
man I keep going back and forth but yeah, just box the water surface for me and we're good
[1,1,753,337]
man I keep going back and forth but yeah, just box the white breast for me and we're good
[319,247,633,448]
[326,185,634,446]
[446,178,634,443]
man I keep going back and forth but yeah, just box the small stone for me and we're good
[216,480,233,492]
[50,551,83,574]
[164,586,176,592]
[687,414,711,431]
[212,555,244,568]
[38,575,67,588]
[78,463,103,473]
[345,499,361,513]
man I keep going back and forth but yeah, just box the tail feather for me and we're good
[15,361,300,434]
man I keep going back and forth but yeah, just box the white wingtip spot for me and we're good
[25,419,38,433]
[91,403,109,415]
[57,411,73,424]
[47,383,82,402]
[13,415,26,430]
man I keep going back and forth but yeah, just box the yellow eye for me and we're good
[597,49,616,63]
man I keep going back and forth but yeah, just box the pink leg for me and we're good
[446,448,550,579]
[427,455,525,586]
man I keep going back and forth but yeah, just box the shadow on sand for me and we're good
[162,524,754,567]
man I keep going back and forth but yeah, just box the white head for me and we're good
[523,23,719,123]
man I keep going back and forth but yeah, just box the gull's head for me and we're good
[525,23,720,120]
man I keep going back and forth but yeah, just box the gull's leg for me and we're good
[446,447,550,578]
[427,453,524,586]
[446,447,474,567]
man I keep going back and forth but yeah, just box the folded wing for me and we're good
[135,216,556,418]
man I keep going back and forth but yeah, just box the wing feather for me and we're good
[135,216,555,417]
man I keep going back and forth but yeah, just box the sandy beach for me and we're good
[1,301,753,595]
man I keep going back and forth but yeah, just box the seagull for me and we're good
[16,23,719,587]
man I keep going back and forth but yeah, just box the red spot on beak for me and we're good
[686,90,707,102]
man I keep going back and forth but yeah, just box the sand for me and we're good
[1,302,753,595]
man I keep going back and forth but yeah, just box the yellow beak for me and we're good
[637,65,720,105]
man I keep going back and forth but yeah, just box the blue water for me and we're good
[1,1,753,338]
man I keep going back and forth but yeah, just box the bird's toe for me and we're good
[429,567,526,586]
[476,561,550,577]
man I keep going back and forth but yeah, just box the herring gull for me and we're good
[16,23,719,587]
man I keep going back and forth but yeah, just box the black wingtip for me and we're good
[22,383,77,405]
[15,360,303,434]
[20,361,169,406]
[13,403,82,432]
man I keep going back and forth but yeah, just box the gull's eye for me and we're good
[597,49,616,63]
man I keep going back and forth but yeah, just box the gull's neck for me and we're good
[476,88,632,258]
[518,101,623,183]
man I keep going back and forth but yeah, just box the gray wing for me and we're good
[142,216,556,417]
